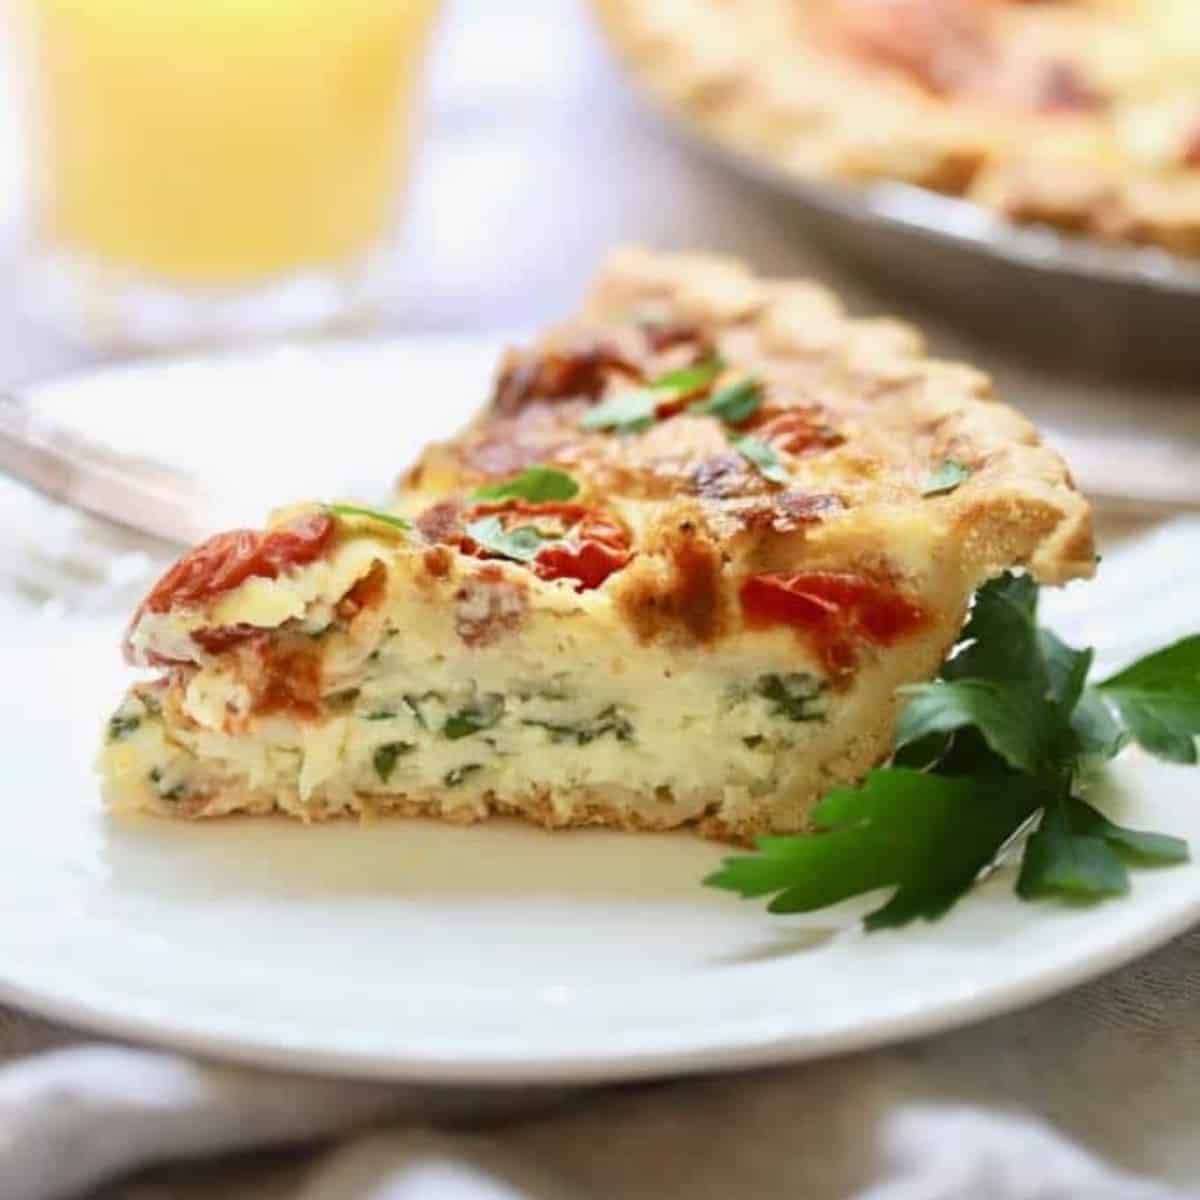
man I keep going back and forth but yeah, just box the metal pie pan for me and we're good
[675,121,1200,384]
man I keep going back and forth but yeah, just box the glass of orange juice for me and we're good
[13,0,440,347]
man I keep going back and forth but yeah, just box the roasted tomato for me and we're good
[492,339,641,413]
[748,407,843,456]
[124,511,336,662]
[740,569,927,673]
[141,511,335,615]
[461,500,633,591]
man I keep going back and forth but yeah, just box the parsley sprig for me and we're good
[707,572,1197,928]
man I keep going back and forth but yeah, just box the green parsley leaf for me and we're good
[444,763,483,787]
[707,569,1196,932]
[579,390,658,434]
[1066,795,1188,865]
[1017,827,1129,900]
[1071,689,1127,760]
[706,768,1039,929]
[442,694,505,740]
[730,434,789,485]
[921,459,972,496]
[469,466,580,504]
[373,741,415,783]
[1096,635,1200,763]
[464,515,557,563]
[942,573,1039,684]
[896,679,1048,774]
[328,504,411,535]
[649,355,724,394]
[688,378,762,425]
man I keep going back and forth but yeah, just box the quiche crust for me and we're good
[100,248,1094,841]
[592,0,1200,256]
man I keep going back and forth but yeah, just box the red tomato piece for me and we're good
[461,501,633,591]
[740,569,927,673]
[124,511,336,663]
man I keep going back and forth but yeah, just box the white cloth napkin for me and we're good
[4,916,1200,1200]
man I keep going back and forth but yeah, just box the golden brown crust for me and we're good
[591,0,1200,256]
[402,245,1094,596]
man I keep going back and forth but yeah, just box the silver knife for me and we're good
[0,393,231,547]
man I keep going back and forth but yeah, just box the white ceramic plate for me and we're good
[3,339,1200,1085]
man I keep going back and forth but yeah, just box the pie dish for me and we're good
[592,0,1200,256]
[99,248,1093,841]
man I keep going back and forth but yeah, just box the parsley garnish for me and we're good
[444,764,483,787]
[707,571,1196,928]
[1095,636,1200,763]
[688,378,762,425]
[464,515,559,563]
[328,504,411,535]
[579,390,659,435]
[373,741,415,783]
[922,460,972,496]
[581,356,725,434]
[443,694,505,740]
[730,434,789,485]
[469,467,580,504]
[649,355,724,395]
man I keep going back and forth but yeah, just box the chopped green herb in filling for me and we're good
[403,692,443,730]
[373,742,416,783]
[521,704,634,745]
[444,763,483,787]
[148,767,186,803]
[756,673,828,722]
[106,714,141,743]
[443,694,506,740]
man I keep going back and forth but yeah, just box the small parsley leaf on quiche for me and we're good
[464,515,558,563]
[328,504,412,535]
[922,460,972,496]
[730,434,789,484]
[689,378,762,424]
[579,390,659,434]
[470,467,580,504]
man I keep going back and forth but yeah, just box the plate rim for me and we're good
[1,868,1197,1085]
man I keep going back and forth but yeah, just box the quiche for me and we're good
[99,248,1094,842]
[593,0,1200,256]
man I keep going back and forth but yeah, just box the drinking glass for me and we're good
[13,0,440,347]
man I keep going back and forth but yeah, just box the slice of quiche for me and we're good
[100,248,1094,841]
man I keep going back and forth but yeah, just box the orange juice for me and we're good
[25,0,438,283]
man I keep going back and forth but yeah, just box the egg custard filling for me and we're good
[100,249,1093,841]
